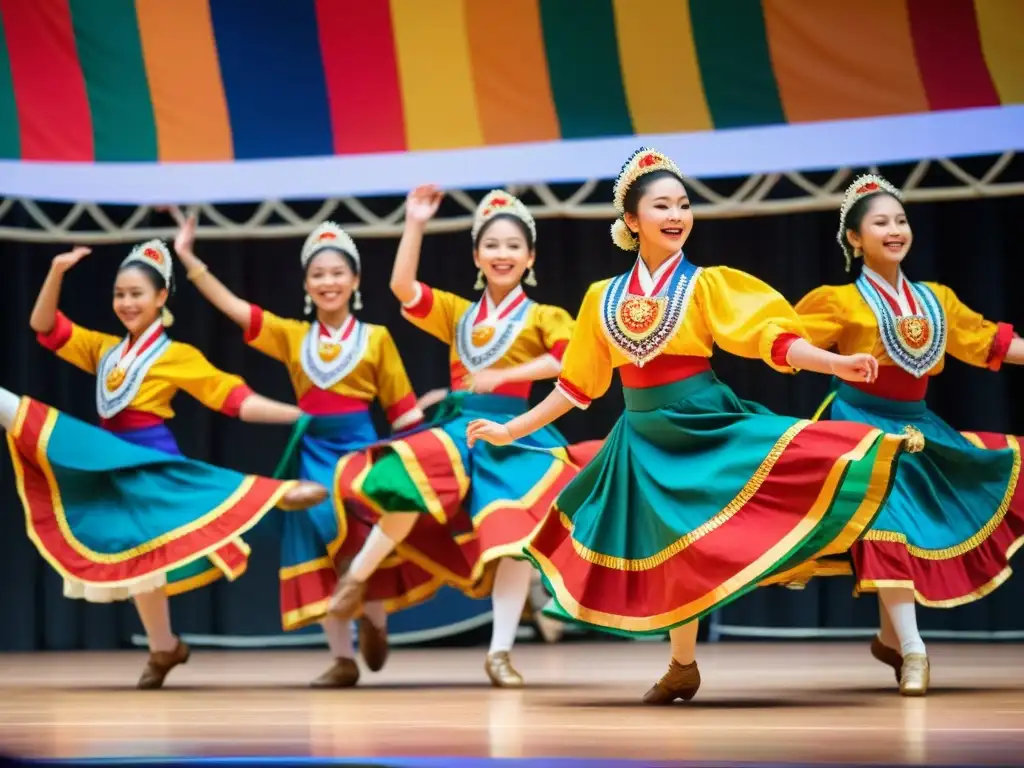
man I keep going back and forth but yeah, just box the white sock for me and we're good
[879,587,926,656]
[133,589,178,653]
[669,620,699,666]
[320,616,355,660]
[877,593,899,649]
[488,558,533,654]
[362,600,387,630]
[0,387,19,431]
[348,513,419,582]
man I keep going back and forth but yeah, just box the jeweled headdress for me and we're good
[610,147,684,251]
[121,239,174,287]
[837,174,903,272]
[471,190,537,245]
[302,221,360,272]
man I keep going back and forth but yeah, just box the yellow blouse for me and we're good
[795,281,1011,376]
[556,262,808,408]
[245,305,419,426]
[38,311,251,420]
[401,282,574,398]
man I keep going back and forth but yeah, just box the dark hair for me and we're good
[474,213,535,250]
[844,191,902,240]
[117,262,171,294]
[305,248,359,276]
[623,170,685,216]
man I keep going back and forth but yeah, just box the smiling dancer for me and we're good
[794,175,1024,696]
[466,147,923,704]
[11,243,325,689]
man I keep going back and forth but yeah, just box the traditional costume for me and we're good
[794,174,1023,695]
[237,222,442,686]
[7,240,323,688]
[520,148,922,703]
[329,190,601,687]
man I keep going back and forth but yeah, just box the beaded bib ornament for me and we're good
[471,190,536,244]
[302,222,360,272]
[610,147,684,252]
[836,174,903,271]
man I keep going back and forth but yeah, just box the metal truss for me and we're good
[1,153,1021,244]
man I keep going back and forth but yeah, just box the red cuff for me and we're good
[220,384,254,417]
[987,323,1014,372]
[243,304,264,343]
[36,311,73,352]
[771,333,801,369]
[401,282,433,319]
[556,376,591,409]
[549,339,569,362]
[386,392,417,425]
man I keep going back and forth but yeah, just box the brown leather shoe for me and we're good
[642,659,701,705]
[870,635,903,682]
[485,651,524,688]
[279,481,328,511]
[327,572,366,620]
[137,640,190,690]
[899,653,930,696]
[358,616,389,672]
[311,657,360,688]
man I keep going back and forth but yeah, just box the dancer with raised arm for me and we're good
[12,242,325,689]
[467,147,923,704]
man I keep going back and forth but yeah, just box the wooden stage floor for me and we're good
[0,641,1022,765]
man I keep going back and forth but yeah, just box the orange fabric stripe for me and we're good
[465,0,559,144]
[761,0,929,122]
[134,0,233,161]
[974,0,1024,104]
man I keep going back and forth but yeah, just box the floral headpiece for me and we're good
[121,239,174,287]
[302,221,360,272]
[610,147,684,251]
[471,190,536,244]
[837,174,903,272]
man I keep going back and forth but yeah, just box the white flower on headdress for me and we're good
[836,174,904,271]
[471,190,536,244]
[302,222,360,271]
[121,239,173,285]
[610,147,684,251]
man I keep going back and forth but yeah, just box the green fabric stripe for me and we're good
[361,450,430,515]
[688,0,785,129]
[69,0,157,161]
[0,14,21,158]
[539,0,632,139]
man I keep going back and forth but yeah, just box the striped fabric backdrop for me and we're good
[0,0,1020,164]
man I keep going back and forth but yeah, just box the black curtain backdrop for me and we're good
[1,191,1022,651]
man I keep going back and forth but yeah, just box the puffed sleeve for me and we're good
[400,281,473,346]
[533,303,575,361]
[793,285,848,351]
[36,311,119,375]
[694,267,809,374]
[925,282,1015,371]
[244,304,305,364]
[170,344,254,416]
[373,326,422,431]
[554,281,614,409]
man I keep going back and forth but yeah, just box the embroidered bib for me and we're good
[95,333,171,418]
[600,257,701,366]
[856,275,946,378]
[455,297,533,374]
[300,319,369,390]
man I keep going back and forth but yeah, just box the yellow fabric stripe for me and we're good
[974,0,1024,104]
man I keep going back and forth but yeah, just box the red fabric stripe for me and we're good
[906,0,1000,111]
[386,392,417,425]
[14,399,287,583]
[549,340,568,361]
[219,384,253,417]
[619,355,710,390]
[99,409,164,432]
[845,366,929,402]
[402,283,434,319]
[865,276,902,314]
[771,333,800,369]
[35,311,73,352]
[901,281,918,315]
[243,304,263,343]
[556,376,591,408]
[531,420,876,618]
[0,0,93,160]
[987,323,1015,372]
[297,389,370,416]
[314,0,405,154]
[212,541,248,575]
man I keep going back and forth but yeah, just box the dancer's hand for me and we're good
[463,369,506,394]
[51,246,91,274]
[831,353,878,384]
[405,184,444,226]
[467,419,513,447]
[173,212,198,257]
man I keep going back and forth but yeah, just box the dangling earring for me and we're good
[854,246,863,260]
[524,266,537,287]
[160,306,175,328]
[353,290,363,311]
[303,294,313,315]
[473,270,485,291]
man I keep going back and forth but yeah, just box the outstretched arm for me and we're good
[467,389,573,447]
[786,338,878,383]
[237,393,304,425]
[1005,338,1024,365]
[168,209,252,331]
[464,353,562,393]
[30,247,91,334]
[390,185,443,305]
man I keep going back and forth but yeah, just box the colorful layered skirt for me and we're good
[335,392,602,596]
[817,381,1024,606]
[524,372,915,637]
[5,395,299,603]
[273,412,443,630]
